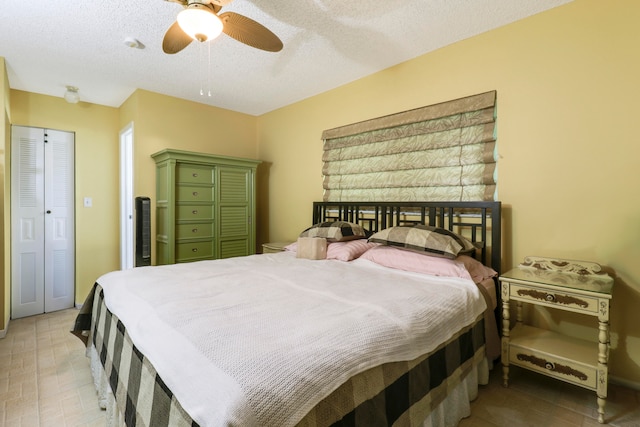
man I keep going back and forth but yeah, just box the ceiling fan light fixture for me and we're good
[177,5,223,42]
[64,86,79,104]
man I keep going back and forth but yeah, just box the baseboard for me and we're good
[610,374,640,391]
[0,316,10,339]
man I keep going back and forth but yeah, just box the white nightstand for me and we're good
[261,242,292,254]
[499,256,614,423]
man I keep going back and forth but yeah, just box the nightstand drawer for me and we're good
[176,240,214,261]
[176,223,213,239]
[510,325,598,390]
[176,185,214,203]
[510,347,598,390]
[176,164,214,184]
[177,204,213,221]
[509,283,599,315]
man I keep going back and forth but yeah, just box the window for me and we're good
[322,91,497,202]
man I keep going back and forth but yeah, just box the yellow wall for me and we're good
[121,89,257,198]
[257,0,640,386]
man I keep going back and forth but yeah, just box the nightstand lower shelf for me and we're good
[509,324,603,391]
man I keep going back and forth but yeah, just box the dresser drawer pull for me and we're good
[192,210,198,215]
[545,293,555,302]
[192,228,198,233]
[192,191,199,197]
[192,248,198,252]
[545,362,555,371]
[192,173,198,177]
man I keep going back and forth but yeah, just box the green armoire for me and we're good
[152,149,261,265]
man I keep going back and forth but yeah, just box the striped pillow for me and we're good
[368,225,476,259]
[299,221,366,242]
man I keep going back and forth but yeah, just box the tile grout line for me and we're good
[34,316,42,427]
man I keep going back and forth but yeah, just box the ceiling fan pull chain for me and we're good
[199,41,205,96]
[207,41,212,97]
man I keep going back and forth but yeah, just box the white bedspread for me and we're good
[96,252,487,427]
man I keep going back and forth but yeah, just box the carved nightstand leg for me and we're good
[501,283,510,387]
[596,318,609,423]
[597,396,606,424]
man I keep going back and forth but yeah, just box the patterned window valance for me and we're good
[321,91,497,202]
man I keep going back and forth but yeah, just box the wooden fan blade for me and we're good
[219,12,283,52]
[163,21,193,54]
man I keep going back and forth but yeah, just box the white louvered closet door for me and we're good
[11,126,75,318]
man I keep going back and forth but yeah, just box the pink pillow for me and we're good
[359,246,496,283]
[285,239,378,261]
[456,255,498,283]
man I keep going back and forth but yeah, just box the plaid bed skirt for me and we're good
[72,283,486,427]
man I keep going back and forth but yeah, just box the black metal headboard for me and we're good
[312,201,502,275]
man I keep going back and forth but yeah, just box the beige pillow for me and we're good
[296,237,328,260]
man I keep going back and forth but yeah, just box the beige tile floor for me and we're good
[0,308,104,427]
[461,363,640,426]
[1,308,639,426]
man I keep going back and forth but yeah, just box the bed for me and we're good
[72,201,501,427]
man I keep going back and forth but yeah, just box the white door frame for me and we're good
[119,123,134,270]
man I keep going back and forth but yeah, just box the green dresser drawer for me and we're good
[176,185,214,203]
[176,204,213,220]
[176,240,214,261]
[176,164,214,184]
[176,223,213,239]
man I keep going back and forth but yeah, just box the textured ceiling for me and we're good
[0,0,572,116]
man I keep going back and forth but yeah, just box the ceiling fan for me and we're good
[162,0,283,54]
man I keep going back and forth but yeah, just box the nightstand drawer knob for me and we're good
[192,228,198,233]
[192,210,198,215]
[545,293,555,302]
[545,362,555,371]
[192,191,199,197]
[192,248,198,253]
